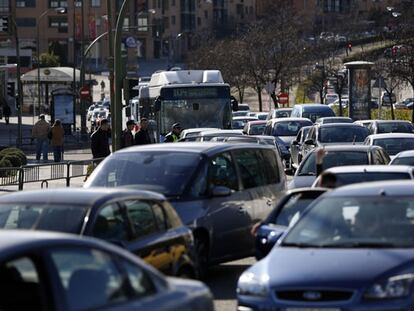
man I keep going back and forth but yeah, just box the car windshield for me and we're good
[392,157,414,166]
[276,110,291,118]
[233,111,249,117]
[249,124,266,135]
[302,109,335,122]
[273,121,312,136]
[377,123,414,134]
[373,138,414,155]
[0,204,87,233]
[232,120,249,129]
[319,126,369,143]
[321,118,353,124]
[86,151,201,196]
[334,172,411,186]
[298,151,368,176]
[282,196,414,248]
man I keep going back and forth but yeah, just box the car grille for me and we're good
[276,290,353,302]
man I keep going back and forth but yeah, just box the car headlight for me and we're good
[237,272,269,298]
[364,273,414,299]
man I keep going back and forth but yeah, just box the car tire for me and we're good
[194,237,209,279]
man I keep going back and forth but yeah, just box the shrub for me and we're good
[332,107,412,121]
[0,148,27,166]
[0,158,13,177]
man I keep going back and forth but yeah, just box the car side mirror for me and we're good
[230,96,239,111]
[212,186,232,197]
[304,139,314,145]
[291,140,299,146]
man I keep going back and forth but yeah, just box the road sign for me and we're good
[79,86,90,100]
[278,92,289,106]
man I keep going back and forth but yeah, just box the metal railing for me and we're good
[0,158,104,191]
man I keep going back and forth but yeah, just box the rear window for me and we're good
[319,126,369,143]
[391,157,414,166]
[272,120,312,136]
[335,172,411,186]
[302,108,335,122]
[373,138,414,156]
[377,123,414,134]
[249,124,266,135]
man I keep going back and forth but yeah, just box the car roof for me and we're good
[268,117,312,125]
[247,120,267,125]
[199,129,244,136]
[116,141,273,156]
[317,117,352,120]
[233,116,258,120]
[294,104,332,110]
[374,120,412,124]
[273,108,292,111]
[316,123,364,128]
[309,144,380,152]
[324,165,414,174]
[0,188,166,205]
[181,128,218,134]
[368,133,414,139]
[394,150,414,158]
[326,180,414,197]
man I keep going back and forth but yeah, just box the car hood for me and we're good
[288,176,316,189]
[320,142,364,146]
[278,136,295,145]
[168,199,206,227]
[254,248,414,289]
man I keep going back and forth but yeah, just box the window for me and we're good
[50,247,129,311]
[0,257,44,310]
[49,0,68,7]
[16,0,36,7]
[138,17,148,31]
[15,18,36,27]
[48,16,68,32]
[124,200,158,239]
[121,259,156,298]
[234,149,266,189]
[90,0,101,7]
[171,15,176,25]
[261,150,280,184]
[152,204,167,231]
[0,0,9,12]
[209,153,238,191]
[163,16,169,29]
[92,204,129,241]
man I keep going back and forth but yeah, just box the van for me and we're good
[84,142,286,274]
[291,104,335,123]
[380,91,396,106]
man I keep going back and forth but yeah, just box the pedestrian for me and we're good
[3,104,10,125]
[134,117,152,145]
[120,120,135,149]
[164,123,182,143]
[31,114,51,162]
[50,119,65,162]
[90,118,111,159]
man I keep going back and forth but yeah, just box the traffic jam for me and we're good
[2,69,414,311]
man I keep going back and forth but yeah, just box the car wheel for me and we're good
[194,236,209,279]
[177,265,197,279]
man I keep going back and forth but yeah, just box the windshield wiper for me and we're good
[298,172,316,176]
[282,242,324,248]
[319,241,397,248]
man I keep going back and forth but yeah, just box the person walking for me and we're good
[120,120,135,149]
[3,104,10,125]
[164,123,182,143]
[90,118,111,159]
[50,119,65,162]
[31,114,50,161]
[134,117,152,145]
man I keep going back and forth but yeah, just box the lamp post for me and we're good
[36,7,66,116]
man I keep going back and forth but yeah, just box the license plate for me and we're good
[287,309,340,311]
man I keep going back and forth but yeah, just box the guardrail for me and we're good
[0,158,104,191]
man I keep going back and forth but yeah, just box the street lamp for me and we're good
[36,7,66,116]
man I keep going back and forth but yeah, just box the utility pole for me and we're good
[106,0,115,151]
[11,15,22,147]
[80,0,87,136]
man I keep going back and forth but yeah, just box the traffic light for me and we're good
[0,16,9,33]
[7,82,15,98]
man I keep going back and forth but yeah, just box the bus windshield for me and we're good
[160,86,232,134]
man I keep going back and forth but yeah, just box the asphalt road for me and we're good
[207,174,293,311]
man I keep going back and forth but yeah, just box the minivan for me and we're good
[85,142,286,274]
[290,104,335,123]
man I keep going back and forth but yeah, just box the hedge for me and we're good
[332,107,413,121]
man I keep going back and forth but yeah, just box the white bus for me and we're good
[143,70,237,141]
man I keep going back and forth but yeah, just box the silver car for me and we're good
[85,142,286,275]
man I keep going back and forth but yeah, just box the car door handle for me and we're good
[238,207,247,214]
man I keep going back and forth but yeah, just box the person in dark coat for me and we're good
[120,120,135,149]
[3,104,10,125]
[90,118,111,159]
[134,118,152,145]
[164,123,182,143]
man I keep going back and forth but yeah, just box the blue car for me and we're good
[238,181,414,310]
[0,230,214,311]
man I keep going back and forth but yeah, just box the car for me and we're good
[367,120,414,134]
[237,180,414,311]
[232,116,259,129]
[0,231,213,311]
[264,118,313,170]
[301,123,370,157]
[194,129,244,142]
[315,116,353,124]
[179,128,219,141]
[252,188,328,260]
[390,150,414,166]
[91,107,109,131]
[243,120,267,135]
[248,112,268,120]
[0,188,197,278]
[312,165,414,188]
[328,98,349,109]
[364,133,414,159]
[232,111,250,117]
[380,91,397,106]
[354,119,375,128]
[266,108,293,120]
[395,98,414,109]
[289,145,390,189]
[324,93,339,105]
[290,104,335,123]
[237,103,250,111]
[290,125,312,169]
[85,142,287,274]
